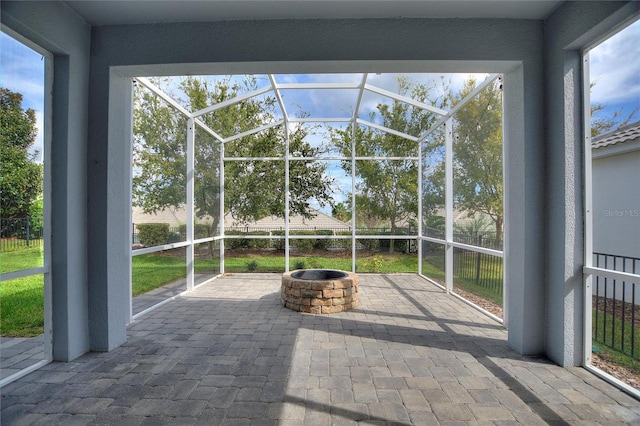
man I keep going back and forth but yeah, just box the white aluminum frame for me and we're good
[417,74,505,322]
[581,43,640,400]
[0,28,53,387]
[131,72,506,322]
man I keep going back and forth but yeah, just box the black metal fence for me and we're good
[592,252,640,361]
[453,246,503,297]
[453,232,503,251]
[423,227,503,251]
[0,217,44,252]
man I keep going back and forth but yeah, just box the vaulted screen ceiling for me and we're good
[136,72,500,146]
[63,0,564,25]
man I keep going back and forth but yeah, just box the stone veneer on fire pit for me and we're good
[281,269,359,314]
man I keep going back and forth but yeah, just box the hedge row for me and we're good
[137,224,410,252]
[136,223,173,247]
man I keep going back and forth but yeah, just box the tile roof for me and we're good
[240,209,351,230]
[592,120,640,149]
[133,205,350,230]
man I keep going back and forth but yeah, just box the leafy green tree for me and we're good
[331,202,350,222]
[449,78,503,244]
[332,77,445,251]
[133,76,334,241]
[0,88,43,219]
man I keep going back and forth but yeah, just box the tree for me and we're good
[0,88,43,218]
[447,78,503,245]
[133,76,335,242]
[331,202,350,222]
[590,81,639,137]
[332,77,445,251]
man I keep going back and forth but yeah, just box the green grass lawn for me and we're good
[423,253,503,305]
[0,274,44,337]
[132,253,189,296]
[593,308,640,373]
[2,248,497,337]
[0,246,44,273]
[133,251,423,293]
[1,247,46,336]
[6,246,640,381]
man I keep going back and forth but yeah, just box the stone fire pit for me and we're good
[281,269,359,314]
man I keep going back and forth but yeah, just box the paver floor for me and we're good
[1,273,639,425]
[0,336,45,382]
[1,274,210,383]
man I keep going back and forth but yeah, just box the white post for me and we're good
[186,118,195,291]
[285,127,291,272]
[418,137,423,275]
[445,118,454,293]
[500,76,509,328]
[351,122,357,273]
[351,74,368,273]
[220,141,225,274]
[268,75,291,272]
[43,48,54,358]
[583,53,593,366]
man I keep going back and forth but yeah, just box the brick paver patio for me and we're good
[1,273,639,424]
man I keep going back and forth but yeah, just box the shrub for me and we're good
[290,238,314,251]
[379,239,408,253]
[225,230,249,249]
[293,260,306,270]
[335,231,353,250]
[137,223,170,247]
[313,230,333,250]
[360,238,380,251]
[225,230,271,249]
[271,231,285,250]
[288,230,334,251]
[362,254,384,272]
[29,198,44,236]
[246,231,270,249]
[178,223,215,240]
[246,260,259,271]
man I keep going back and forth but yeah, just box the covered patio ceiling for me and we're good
[62,0,565,25]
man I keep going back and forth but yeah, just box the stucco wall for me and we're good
[89,17,548,355]
[592,148,640,259]
[1,1,91,360]
[543,1,639,366]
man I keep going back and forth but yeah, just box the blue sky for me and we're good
[2,18,638,167]
[589,19,640,125]
[0,32,45,161]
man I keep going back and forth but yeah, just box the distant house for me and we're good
[591,121,640,260]
[230,210,351,232]
[131,206,191,227]
[132,206,351,232]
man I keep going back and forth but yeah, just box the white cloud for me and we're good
[1,33,45,110]
[589,20,640,106]
[1,33,46,162]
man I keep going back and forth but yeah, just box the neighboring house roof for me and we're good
[233,209,351,231]
[592,120,640,150]
[132,206,191,225]
[133,205,351,230]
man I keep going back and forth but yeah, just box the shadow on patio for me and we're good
[2,273,639,424]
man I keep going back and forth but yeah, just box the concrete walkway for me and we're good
[1,273,639,424]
